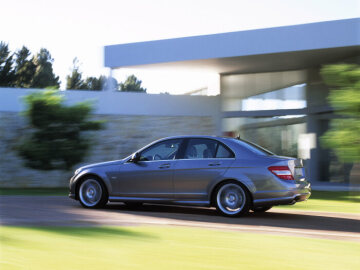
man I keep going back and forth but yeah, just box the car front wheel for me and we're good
[78,178,108,208]
[215,182,250,217]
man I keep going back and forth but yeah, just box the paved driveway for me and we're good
[1,196,359,242]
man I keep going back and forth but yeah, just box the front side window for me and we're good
[184,139,234,159]
[140,139,182,161]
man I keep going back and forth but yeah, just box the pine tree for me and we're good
[66,58,88,90]
[119,74,146,93]
[0,42,15,87]
[84,75,106,90]
[14,46,36,88]
[31,48,60,89]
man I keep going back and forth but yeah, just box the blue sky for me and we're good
[1,0,359,93]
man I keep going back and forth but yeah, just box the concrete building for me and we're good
[104,18,360,184]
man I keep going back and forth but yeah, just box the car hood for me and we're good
[78,159,126,171]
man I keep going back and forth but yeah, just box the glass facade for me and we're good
[222,83,307,158]
[241,84,306,111]
[221,70,359,184]
[240,121,306,158]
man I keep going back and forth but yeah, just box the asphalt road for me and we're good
[1,196,359,242]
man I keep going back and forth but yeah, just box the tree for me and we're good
[0,42,15,87]
[18,91,104,170]
[84,75,106,90]
[0,43,61,89]
[321,64,360,163]
[31,48,60,89]
[66,59,110,91]
[119,74,146,93]
[14,46,36,88]
[66,58,87,90]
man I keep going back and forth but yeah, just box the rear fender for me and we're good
[221,169,257,193]
[208,170,256,203]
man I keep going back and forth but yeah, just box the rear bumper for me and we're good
[253,182,311,207]
[69,193,76,200]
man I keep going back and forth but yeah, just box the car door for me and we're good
[111,139,183,199]
[173,138,235,202]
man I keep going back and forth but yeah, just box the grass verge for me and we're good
[0,226,359,270]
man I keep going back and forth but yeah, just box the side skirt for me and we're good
[108,196,210,207]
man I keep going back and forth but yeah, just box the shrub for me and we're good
[321,64,360,163]
[18,91,104,170]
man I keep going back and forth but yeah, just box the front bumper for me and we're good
[68,174,77,200]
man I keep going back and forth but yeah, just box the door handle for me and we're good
[208,162,221,166]
[159,164,170,169]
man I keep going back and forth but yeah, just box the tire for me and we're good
[124,202,143,209]
[252,206,272,213]
[215,181,250,217]
[78,177,108,208]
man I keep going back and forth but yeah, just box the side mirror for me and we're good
[130,152,140,163]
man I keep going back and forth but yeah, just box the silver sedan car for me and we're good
[69,136,311,217]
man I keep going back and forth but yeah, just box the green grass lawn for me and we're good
[276,191,360,214]
[1,226,359,270]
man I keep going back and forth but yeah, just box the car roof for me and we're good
[159,135,228,140]
[156,135,238,148]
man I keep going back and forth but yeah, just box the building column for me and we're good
[305,68,331,183]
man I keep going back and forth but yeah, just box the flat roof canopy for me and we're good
[105,18,360,74]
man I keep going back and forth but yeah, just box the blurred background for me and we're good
[0,0,359,188]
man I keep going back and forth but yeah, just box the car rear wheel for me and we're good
[78,178,108,208]
[252,206,272,213]
[215,182,250,217]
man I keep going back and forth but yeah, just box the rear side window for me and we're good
[216,144,234,158]
[183,138,234,159]
[228,138,275,156]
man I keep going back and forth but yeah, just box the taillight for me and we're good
[268,166,294,180]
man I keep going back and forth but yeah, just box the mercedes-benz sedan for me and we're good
[69,136,311,217]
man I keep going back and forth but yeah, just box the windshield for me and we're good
[228,138,275,156]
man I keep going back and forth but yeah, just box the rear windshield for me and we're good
[227,138,275,156]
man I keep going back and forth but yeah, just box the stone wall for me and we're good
[0,112,216,187]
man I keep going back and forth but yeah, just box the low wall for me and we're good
[0,88,220,117]
[0,88,219,187]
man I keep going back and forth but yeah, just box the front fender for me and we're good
[70,168,113,199]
